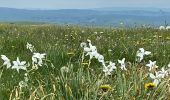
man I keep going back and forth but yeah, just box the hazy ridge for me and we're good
[0,7,170,26]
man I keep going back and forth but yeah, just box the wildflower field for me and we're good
[0,24,170,100]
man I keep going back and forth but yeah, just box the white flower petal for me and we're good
[21,61,26,65]
[84,47,91,52]
[1,55,9,61]
[122,58,125,62]
[153,79,159,86]
[139,48,145,53]
[168,63,170,68]
[144,51,151,55]
[149,73,156,79]
[118,60,121,63]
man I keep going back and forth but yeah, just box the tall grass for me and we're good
[0,24,170,99]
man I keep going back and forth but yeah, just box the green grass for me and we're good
[0,24,170,100]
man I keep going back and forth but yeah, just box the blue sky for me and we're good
[0,0,169,9]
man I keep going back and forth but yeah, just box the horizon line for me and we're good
[0,6,170,10]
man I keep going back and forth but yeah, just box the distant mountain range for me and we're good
[0,7,170,26]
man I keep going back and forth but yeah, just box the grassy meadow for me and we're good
[0,24,170,100]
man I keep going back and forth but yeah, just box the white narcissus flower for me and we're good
[84,40,98,60]
[83,40,97,54]
[80,42,87,48]
[83,47,91,52]
[32,53,46,66]
[86,50,98,59]
[87,39,97,52]
[81,40,105,64]
[157,67,168,78]
[108,61,117,70]
[12,57,27,73]
[26,42,34,52]
[149,72,161,86]
[102,61,116,76]
[86,46,97,54]
[1,55,11,69]
[86,51,104,63]
[136,48,151,62]
[146,60,158,71]
[118,58,127,70]
[90,46,97,52]
[97,54,104,63]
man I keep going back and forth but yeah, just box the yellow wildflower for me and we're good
[99,84,112,92]
[145,83,156,90]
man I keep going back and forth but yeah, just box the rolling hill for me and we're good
[0,7,170,26]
